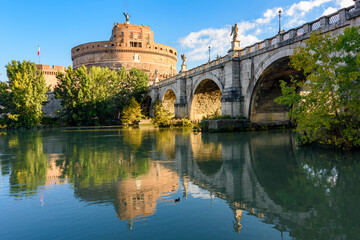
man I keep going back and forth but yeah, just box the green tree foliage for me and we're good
[152,100,173,127]
[9,132,48,198]
[121,97,143,125]
[54,66,149,126]
[275,27,360,149]
[0,60,49,128]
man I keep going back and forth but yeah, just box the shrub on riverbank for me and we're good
[151,101,173,127]
[121,97,143,126]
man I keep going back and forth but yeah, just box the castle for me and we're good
[71,14,178,83]
[36,64,66,117]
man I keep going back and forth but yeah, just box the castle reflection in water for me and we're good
[1,128,360,239]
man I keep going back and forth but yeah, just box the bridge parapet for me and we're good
[237,5,357,59]
[152,55,229,88]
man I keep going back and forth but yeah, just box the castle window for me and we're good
[160,48,163,51]
[130,41,142,48]
[76,49,80,51]
[98,45,100,48]
[130,32,133,37]
[169,50,173,54]
[121,32,124,36]
[111,44,114,47]
[147,34,150,39]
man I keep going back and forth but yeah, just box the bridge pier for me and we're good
[221,90,244,118]
[175,102,188,119]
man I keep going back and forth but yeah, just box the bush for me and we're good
[152,101,173,127]
[180,118,193,127]
[121,97,143,125]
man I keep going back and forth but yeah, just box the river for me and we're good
[0,128,359,239]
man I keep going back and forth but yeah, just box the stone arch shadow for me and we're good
[142,95,152,117]
[189,77,224,121]
[160,86,178,117]
[248,48,304,123]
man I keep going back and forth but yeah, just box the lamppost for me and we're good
[278,9,282,34]
[208,46,211,62]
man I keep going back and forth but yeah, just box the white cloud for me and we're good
[178,0,353,65]
[187,182,212,199]
[178,27,232,61]
[323,7,338,15]
[178,8,278,62]
[336,0,354,8]
[256,8,282,24]
[286,0,332,16]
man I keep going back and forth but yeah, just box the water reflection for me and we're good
[0,129,360,239]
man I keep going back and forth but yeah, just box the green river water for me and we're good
[0,128,359,239]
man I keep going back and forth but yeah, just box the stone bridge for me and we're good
[147,3,360,122]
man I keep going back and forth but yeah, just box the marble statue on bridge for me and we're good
[230,23,238,41]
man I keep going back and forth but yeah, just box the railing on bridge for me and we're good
[152,4,357,88]
[152,55,228,87]
[242,6,355,55]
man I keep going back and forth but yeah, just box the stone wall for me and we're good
[36,64,66,117]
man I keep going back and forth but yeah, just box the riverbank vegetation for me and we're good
[54,66,148,126]
[0,60,49,129]
[121,97,143,126]
[275,26,360,149]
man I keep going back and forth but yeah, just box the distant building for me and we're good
[71,16,178,84]
[36,64,66,117]
[36,64,66,91]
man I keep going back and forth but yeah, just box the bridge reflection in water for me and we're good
[1,129,360,239]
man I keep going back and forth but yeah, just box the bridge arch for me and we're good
[190,133,225,179]
[159,86,178,117]
[190,77,223,121]
[248,47,304,122]
[142,95,152,117]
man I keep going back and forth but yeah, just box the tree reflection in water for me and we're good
[0,128,359,239]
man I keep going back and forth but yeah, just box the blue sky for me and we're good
[0,0,354,81]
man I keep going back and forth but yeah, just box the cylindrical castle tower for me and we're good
[71,15,178,83]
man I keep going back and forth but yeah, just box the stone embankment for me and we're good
[201,119,292,132]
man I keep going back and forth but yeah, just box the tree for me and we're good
[121,97,143,125]
[114,67,149,116]
[54,66,120,126]
[0,60,49,128]
[152,100,173,127]
[55,66,149,126]
[275,27,360,149]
